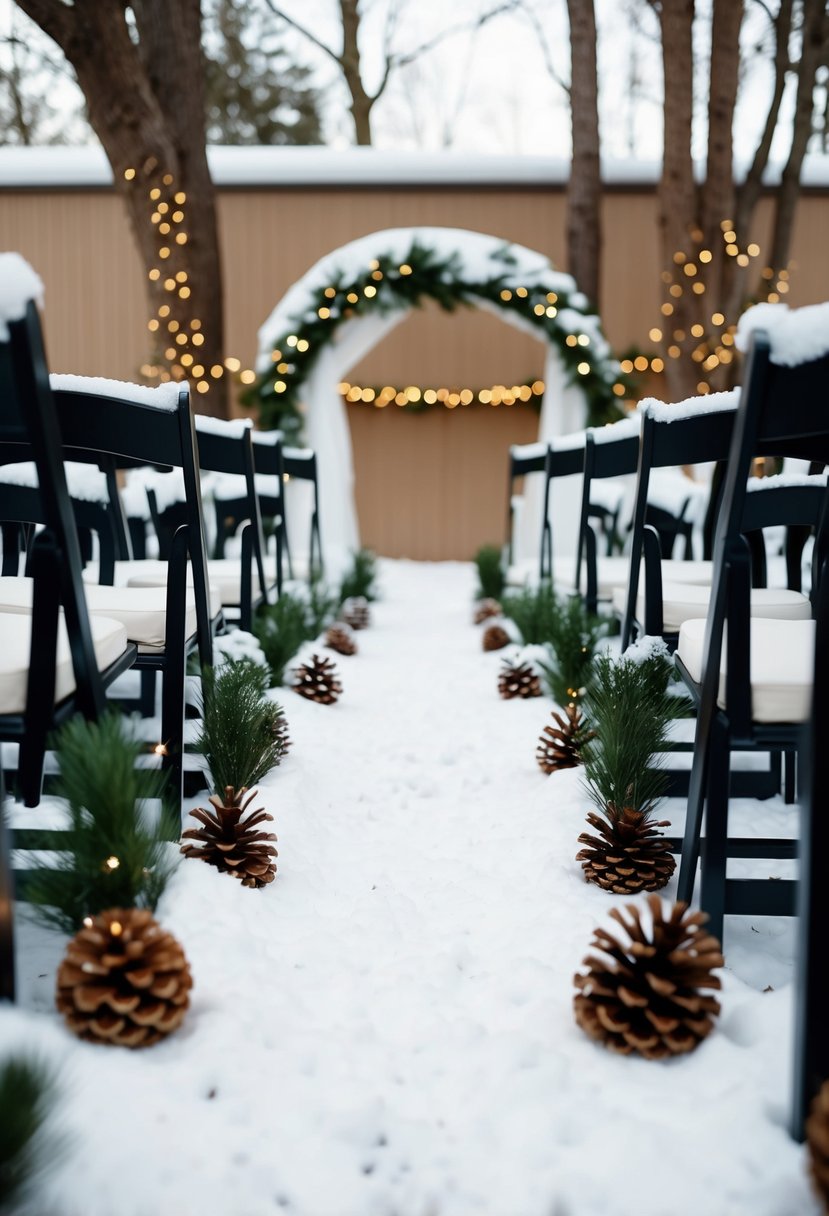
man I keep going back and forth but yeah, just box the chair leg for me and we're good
[677,706,714,905]
[139,668,156,717]
[699,716,731,943]
[784,747,797,804]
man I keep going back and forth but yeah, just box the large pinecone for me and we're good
[537,703,596,773]
[294,652,343,704]
[473,598,502,625]
[340,596,370,630]
[181,785,277,888]
[325,623,358,656]
[577,803,676,893]
[498,658,542,700]
[482,624,510,652]
[573,896,723,1059]
[56,908,192,1048]
[807,1080,829,1211]
[268,702,291,757]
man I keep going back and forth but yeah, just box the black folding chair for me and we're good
[0,767,14,1003]
[0,300,138,806]
[213,428,286,598]
[674,331,829,941]
[791,560,829,1140]
[282,446,322,582]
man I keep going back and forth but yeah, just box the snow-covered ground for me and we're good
[1,559,818,1216]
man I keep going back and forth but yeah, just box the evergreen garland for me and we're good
[339,549,378,604]
[0,1055,61,1215]
[195,661,289,793]
[244,238,627,441]
[540,595,607,707]
[581,644,677,816]
[473,544,506,602]
[24,715,178,936]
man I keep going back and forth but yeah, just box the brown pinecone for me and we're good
[270,705,291,757]
[807,1080,829,1211]
[498,658,542,700]
[181,785,277,888]
[340,596,370,630]
[325,623,358,656]
[537,703,596,773]
[56,908,192,1048]
[576,803,676,893]
[294,652,343,704]
[473,598,501,625]
[483,624,511,652]
[573,896,723,1059]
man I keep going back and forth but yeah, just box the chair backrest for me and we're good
[0,301,114,714]
[577,416,640,588]
[538,435,587,581]
[620,393,738,646]
[697,330,829,723]
[506,442,547,565]
[48,376,214,666]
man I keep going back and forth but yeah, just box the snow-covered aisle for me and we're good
[3,560,818,1216]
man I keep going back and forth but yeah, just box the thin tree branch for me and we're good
[518,2,570,97]
[260,0,341,66]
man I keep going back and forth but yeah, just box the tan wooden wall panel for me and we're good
[2,182,828,558]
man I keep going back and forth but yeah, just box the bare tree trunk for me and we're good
[703,0,742,305]
[566,0,602,308]
[340,0,374,145]
[656,0,697,399]
[16,0,228,416]
[767,0,827,282]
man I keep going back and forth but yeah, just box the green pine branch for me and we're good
[500,584,560,645]
[581,647,677,816]
[194,660,289,794]
[473,544,505,601]
[539,595,607,706]
[24,714,178,936]
[0,1055,62,1216]
[339,548,378,603]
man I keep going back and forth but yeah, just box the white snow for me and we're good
[0,252,43,340]
[50,373,182,411]
[194,414,252,438]
[589,414,641,444]
[0,459,108,502]
[2,559,818,1216]
[747,472,828,492]
[621,634,672,665]
[643,388,740,424]
[212,629,269,671]
[736,300,829,367]
[510,441,547,463]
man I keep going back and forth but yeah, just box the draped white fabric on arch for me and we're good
[257,227,606,568]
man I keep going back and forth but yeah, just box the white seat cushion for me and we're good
[677,616,815,723]
[641,582,811,633]
[0,576,197,653]
[123,557,276,607]
[84,560,221,618]
[0,610,127,713]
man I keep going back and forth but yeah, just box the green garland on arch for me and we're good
[244,238,628,443]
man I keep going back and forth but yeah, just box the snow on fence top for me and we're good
[1,146,829,188]
[50,372,182,411]
[736,300,829,367]
[0,252,43,340]
[641,388,740,424]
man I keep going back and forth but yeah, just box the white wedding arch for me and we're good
[255,226,621,569]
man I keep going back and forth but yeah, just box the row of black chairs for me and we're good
[511,327,829,1140]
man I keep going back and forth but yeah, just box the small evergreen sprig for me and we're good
[195,661,290,794]
[540,595,607,707]
[0,1055,62,1215]
[25,714,178,935]
[306,579,340,635]
[254,592,312,685]
[581,641,677,816]
[339,549,378,604]
[473,544,505,602]
[500,584,560,645]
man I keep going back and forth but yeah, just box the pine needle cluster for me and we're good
[540,595,607,706]
[473,544,505,601]
[25,714,178,935]
[501,584,559,645]
[0,1055,61,1215]
[582,646,677,816]
[339,548,378,603]
[195,661,289,794]
[306,579,340,635]
[254,591,312,685]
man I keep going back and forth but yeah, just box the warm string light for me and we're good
[649,221,793,393]
[338,379,548,409]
